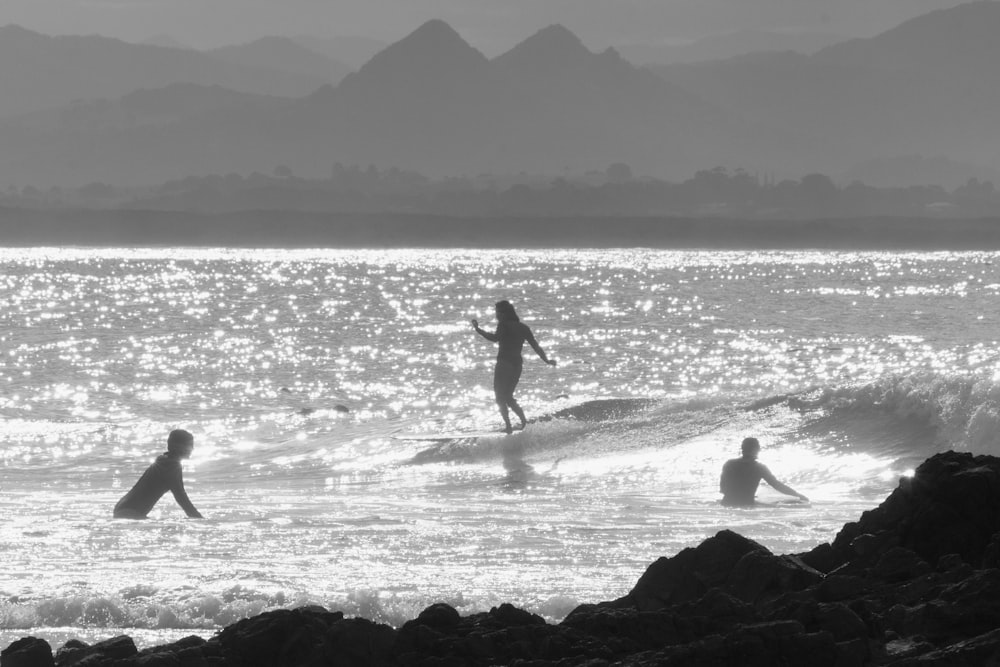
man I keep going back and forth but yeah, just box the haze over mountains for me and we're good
[0,1,997,189]
[617,29,848,66]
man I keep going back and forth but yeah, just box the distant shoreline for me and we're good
[3,207,1000,250]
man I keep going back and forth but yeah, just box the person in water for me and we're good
[472,300,556,434]
[113,429,204,519]
[720,437,809,506]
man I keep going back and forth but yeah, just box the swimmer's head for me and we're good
[741,437,760,457]
[495,300,519,322]
[167,429,195,457]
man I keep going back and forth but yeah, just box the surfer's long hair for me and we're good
[495,300,519,322]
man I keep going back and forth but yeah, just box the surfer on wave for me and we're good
[720,437,809,506]
[472,300,556,434]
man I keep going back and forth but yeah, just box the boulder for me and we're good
[215,606,343,666]
[54,636,136,667]
[827,452,1000,569]
[611,529,769,610]
[1,637,54,667]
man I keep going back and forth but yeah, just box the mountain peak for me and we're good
[339,18,489,97]
[495,24,591,67]
[356,19,485,75]
[409,18,464,42]
[530,24,586,49]
[331,19,493,109]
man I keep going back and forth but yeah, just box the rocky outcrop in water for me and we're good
[4,450,1000,666]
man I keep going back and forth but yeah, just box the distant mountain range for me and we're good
[0,1,998,188]
[650,0,1000,183]
[617,29,849,66]
[289,34,388,70]
[0,25,348,119]
[207,37,353,85]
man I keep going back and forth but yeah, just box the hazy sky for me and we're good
[0,0,976,53]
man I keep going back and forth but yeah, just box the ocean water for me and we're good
[3,247,1000,649]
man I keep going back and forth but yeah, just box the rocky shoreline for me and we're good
[5,450,1000,666]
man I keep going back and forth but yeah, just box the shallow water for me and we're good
[3,247,1000,648]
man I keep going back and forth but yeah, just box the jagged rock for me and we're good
[726,552,823,602]
[610,529,768,610]
[871,547,933,583]
[134,636,219,667]
[889,627,1000,665]
[816,574,868,602]
[1,637,55,667]
[404,603,461,631]
[828,452,1000,570]
[215,606,343,666]
[310,617,396,667]
[54,636,136,666]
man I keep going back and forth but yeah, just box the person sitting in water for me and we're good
[113,429,204,519]
[720,437,808,506]
[472,300,556,434]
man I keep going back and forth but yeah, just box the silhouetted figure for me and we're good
[472,300,556,434]
[113,429,203,519]
[720,437,808,506]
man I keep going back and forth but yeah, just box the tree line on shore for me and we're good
[3,165,998,220]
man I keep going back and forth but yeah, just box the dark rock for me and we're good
[404,603,461,631]
[889,627,1000,665]
[983,531,1000,569]
[133,636,219,667]
[828,452,1000,570]
[882,635,937,661]
[482,603,546,628]
[1,637,54,667]
[312,617,396,667]
[726,552,823,602]
[817,574,868,602]
[216,606,343,666]
[55,636,136,667]
[611,529,768,610]
[682,587,755,624]
[872,547,933,583]
[799,541,839,573]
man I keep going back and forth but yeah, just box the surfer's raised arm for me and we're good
[471,318,499,342]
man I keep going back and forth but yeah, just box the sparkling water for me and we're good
[3,247,1000,648]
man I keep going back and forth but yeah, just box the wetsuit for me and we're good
[720,457,770,506]
[113,453,202,518]
[720,456,803,506]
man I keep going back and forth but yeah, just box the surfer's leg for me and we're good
[494,361,519,433]
[496,399,513,434]
[508,399,527,429]
[507,362,525,428]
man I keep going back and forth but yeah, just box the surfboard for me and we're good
[394,430,507,441]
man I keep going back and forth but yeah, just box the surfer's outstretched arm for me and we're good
[471,319,499,342]
[761,466,809,501]
[171,483,203,518]
[525,328,556,366]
